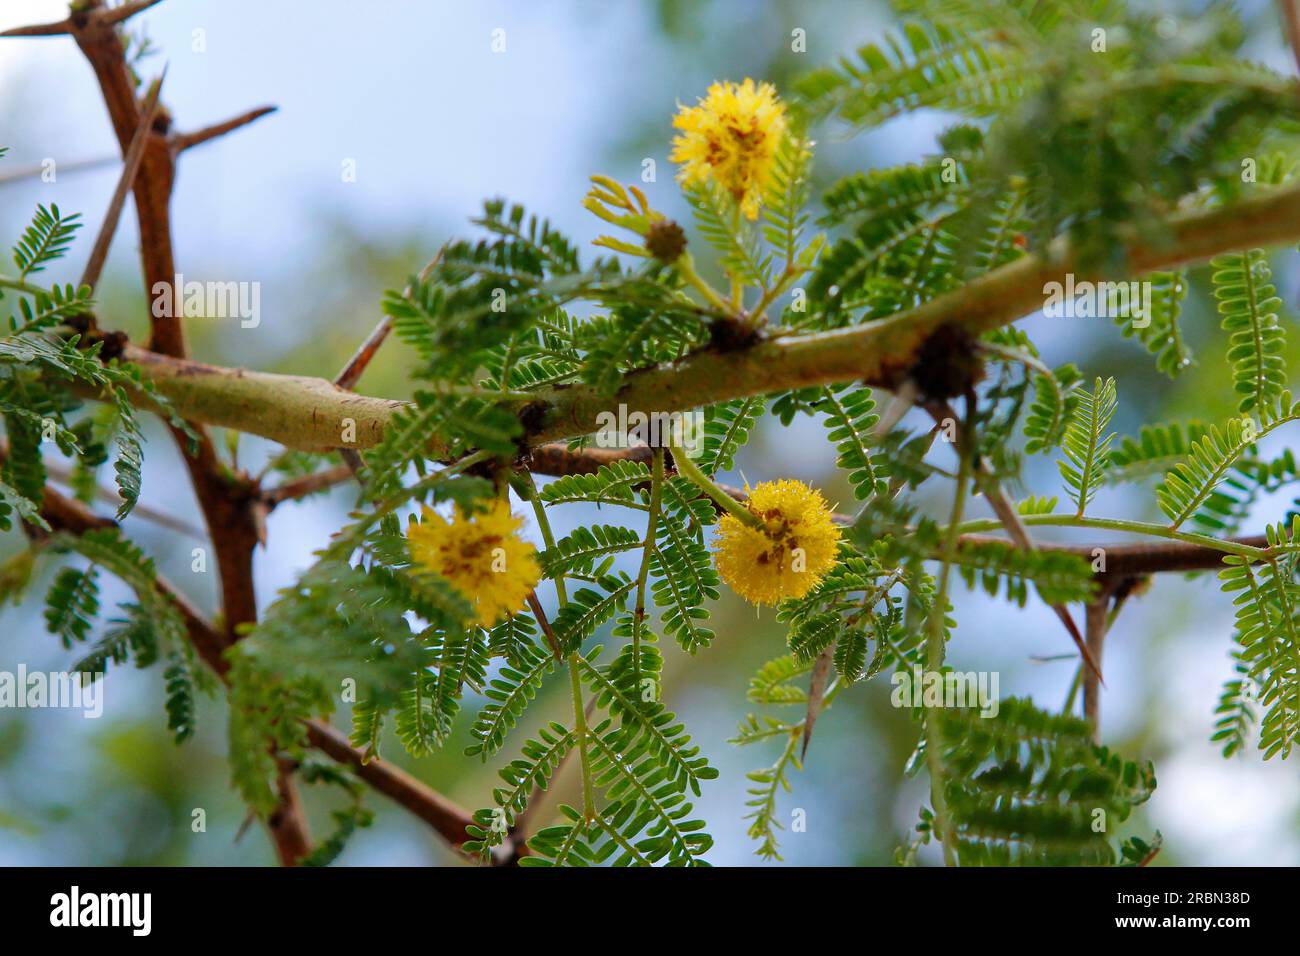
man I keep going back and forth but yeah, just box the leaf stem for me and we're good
[567,655,597,823]
[524,470,567,605]
[0,274,46,297]
[631,448,665,676]
[954,513,1271,560]
[676,255,734,316]
[525,470,593,822]
[925,416,972,868]
[670,441,762,529]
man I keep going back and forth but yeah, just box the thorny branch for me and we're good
[4,0,307,861]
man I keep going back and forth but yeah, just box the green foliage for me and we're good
[809,153,970,312]
[467,632,557,759]
[44,565,100,649]
[1057,377,1117,516]
[387,199,604,376]
[37,529,202,747]
[686,181,773,288]
[1114,270,1191,378]
[819,386,883,500]
[1211,250,1286,414]
[1157,396,1300,529]
[5,283,94,335]
[552,573,635,653]
[12,204,81,279]
[1022,362,1082,455]
[537,458,650,509]
[1212,651,1256,758]
[1218,527,1300,760]
[579,650,717,796]
[523,717,713,866]
[696,398,761,477]
[464,721,574,859]
[647,485,719,653]
[1108,421,1208,486]
[795,19,1026,132]
[918,698,1157,866]
[362,392,519,499]
[163,649,198,744]
[761,130,819,268]
[539,524,642,577]
[227,655,325,816]
[952,538,1095,607]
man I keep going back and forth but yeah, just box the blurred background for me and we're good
[1,0,1299,866]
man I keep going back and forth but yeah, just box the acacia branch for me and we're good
[105,178,1300,454]
[16,0,315,862]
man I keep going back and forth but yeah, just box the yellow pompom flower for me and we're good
[406,498,541,628]
[671,78,787,220]
[713,479,841,606]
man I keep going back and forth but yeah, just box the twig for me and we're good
[335,317,397,392]
[1083,597,1110,742]
[0,155,118,186]
[870,381,919,442]
[334,248,445,391]
[926,402,1102,684]
[305,721,477,851]
[801,645,834,759]
[171,106,277,153]
[526,591,564,659]
[101,0,166,27]
[1281,0,1300,79]
[43,463,206,539]
[80,71,164,291]
[264,463,354,506]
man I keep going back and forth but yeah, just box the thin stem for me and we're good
[0,275,45,297]
[925,417,972,868]
[567,654,597,823]
[1083,598,1110,742]
[1062,662,1085,717]
[524,469,567,605]
[524,465,594,820]
[729,206,745,310]
[954,513,1271,561]
[676,255,734,315]
[670,443,762,529]
[81,72,164,292]
[750,264,800,324]
[631,448,665,677]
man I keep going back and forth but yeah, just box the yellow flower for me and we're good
[713,479,840,606]
[671,78,787,220]
[406,498,540,628]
